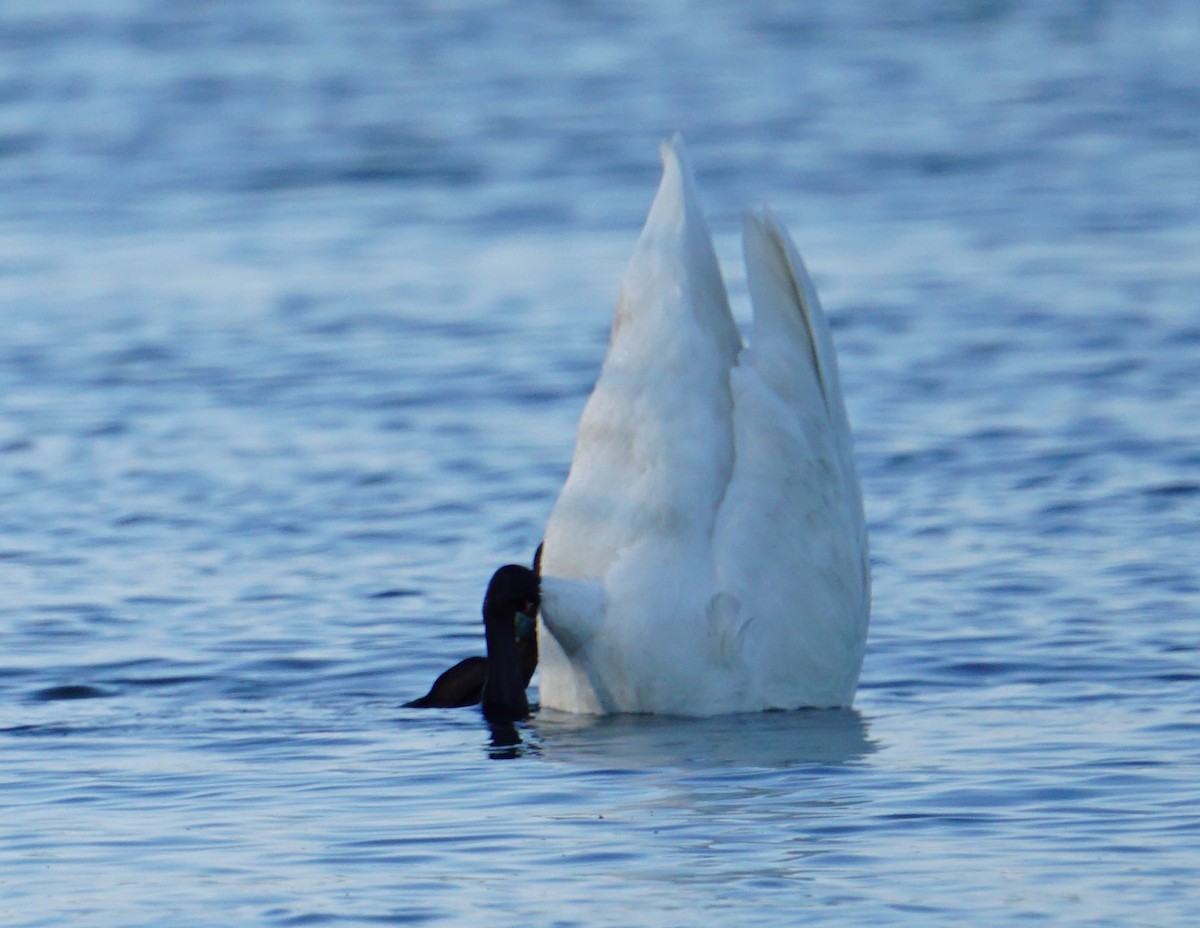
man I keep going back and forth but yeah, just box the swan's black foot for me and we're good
[481,564,540,722]
[404,655,487,708]
[405,547,542,714]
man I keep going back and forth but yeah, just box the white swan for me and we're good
[537,136,869,716]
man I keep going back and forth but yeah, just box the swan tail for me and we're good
[741,206,849,434]
[542,137,740,582]
[711,208,870,708]
[627,134,743,366]
[740,204,866,571]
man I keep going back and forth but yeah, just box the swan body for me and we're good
[538,136,869,716]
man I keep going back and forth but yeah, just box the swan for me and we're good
[536,135,870,716]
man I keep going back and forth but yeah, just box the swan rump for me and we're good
[539,136,869,716]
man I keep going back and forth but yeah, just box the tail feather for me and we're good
[741,206,849,434]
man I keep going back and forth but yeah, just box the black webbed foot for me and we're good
[403,655,488,708]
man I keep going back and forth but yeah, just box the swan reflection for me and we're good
[486,705,873,768]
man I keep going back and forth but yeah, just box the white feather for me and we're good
[539,136,869,715]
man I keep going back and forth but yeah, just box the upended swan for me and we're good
[535,136,870,716]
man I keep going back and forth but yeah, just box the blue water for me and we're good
[2,1,1198,925]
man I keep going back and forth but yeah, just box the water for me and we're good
[2,1,1198,924]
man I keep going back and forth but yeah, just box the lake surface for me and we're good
[2,2,1198,925]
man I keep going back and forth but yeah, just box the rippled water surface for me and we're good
[3,2,1199,925]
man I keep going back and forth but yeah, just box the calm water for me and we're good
[2,2,1198,925]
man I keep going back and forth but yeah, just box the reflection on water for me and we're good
[485,718,529,760]
[532,708,875,770]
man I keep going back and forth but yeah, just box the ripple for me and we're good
[30,684,113,701]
